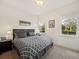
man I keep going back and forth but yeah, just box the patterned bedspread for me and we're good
[13,35,53,59]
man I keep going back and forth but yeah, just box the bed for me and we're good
[13,29,53,59]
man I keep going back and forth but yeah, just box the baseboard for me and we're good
[54,44,79,53]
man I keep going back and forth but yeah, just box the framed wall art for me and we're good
[48,20,55,28]
[62,18,76,35]
[19,20,31,26]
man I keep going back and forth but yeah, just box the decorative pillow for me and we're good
[28,32,35,36]
[15,32,27,38]
[35,33,41,36]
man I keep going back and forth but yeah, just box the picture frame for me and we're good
[48,20,55,28]
[62,18,76,35]
[19,20,31,26]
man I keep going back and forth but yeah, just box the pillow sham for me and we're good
[15,32,27,38]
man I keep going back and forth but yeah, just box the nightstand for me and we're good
[0,40,12,54]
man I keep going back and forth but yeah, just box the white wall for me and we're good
[39,1,79,51]
[0,1,38,36]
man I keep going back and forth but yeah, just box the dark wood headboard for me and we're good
[13,29,35,39]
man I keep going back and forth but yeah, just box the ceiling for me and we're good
[1,0,78,15]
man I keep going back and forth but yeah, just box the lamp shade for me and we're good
[6,31,12,40]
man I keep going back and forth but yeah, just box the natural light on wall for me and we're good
[35,0,45,6]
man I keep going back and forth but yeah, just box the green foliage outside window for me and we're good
[39,24,45,33]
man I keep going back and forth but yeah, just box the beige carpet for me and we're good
[0,46,79,59]
[41,46,79,59]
